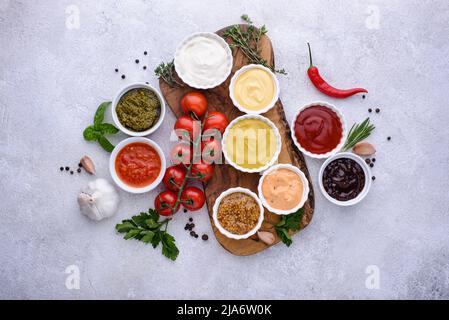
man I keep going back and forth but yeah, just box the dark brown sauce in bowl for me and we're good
[322,158,366,201]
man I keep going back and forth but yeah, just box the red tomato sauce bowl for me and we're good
[291,101,347,159]
[109,137,166,193]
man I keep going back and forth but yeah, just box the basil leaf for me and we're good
[94,101,111,126]
[97,123,119,135]
[83,126,101,141]
[276,227,292,247]
[98,136,115,152]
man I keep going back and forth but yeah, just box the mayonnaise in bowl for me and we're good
[174,32,233,89]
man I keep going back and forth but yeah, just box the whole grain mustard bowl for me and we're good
[229,64,280,115]
[257,163,309,215]
[212,187,264,240]
[222,114,282,173]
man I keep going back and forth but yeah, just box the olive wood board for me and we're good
[159,25,315,256]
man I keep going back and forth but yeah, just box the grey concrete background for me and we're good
[1,0,448,299]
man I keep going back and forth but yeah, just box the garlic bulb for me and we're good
[78,178,119,221]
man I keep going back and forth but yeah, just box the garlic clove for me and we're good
[80,155,95,175]
[257,231,275,246]
[352,141,376,156]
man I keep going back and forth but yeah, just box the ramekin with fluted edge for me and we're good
[257,163,309,215]
[229,64,280,115]
[318,152,372,206]
[174,32,233,89]
[111,82,166,137]
[212,187,264,240]
[109,137,166,194]
[290,101,347,159]
[222,114,282,173]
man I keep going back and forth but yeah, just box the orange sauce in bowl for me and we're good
[115,142,161,187]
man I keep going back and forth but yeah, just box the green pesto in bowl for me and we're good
[116,88,161,132]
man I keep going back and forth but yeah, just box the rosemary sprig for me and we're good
[154,60,184,87]
[342,118,375,151]
[223,15,286,75]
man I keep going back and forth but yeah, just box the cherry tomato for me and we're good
[191,162,214,183]
[203,112,229,134]
[180,186,206,211]
[181,92,207,118]
[170,143,192,165]
[174,115,195,140]
[155,190,180,216]
[201,139,222,164]
[163,166,187,191]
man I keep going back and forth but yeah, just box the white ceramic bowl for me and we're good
[229,64,280,115]
[257,163,309,215]
[174,32,233,89]
[290,101,347,159]
[318,152,372,206]
[111,82,165,137]
[222,114,282,173]
[212,187,264,240]
[109,137,166,194]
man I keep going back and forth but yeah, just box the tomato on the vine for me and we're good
[191,162,214,183]
[170,143,192,165]
[203,111,229,134]
[163,166,186,191]
[174,115,199,140]
[181,91,207,118]
[201,139,222,164]
[180,186,205,211]
[155,190,180,216]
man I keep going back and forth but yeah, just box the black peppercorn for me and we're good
[202,234,208,241]
[369,163,374,168]
[144,51,147,55]
[115,68,118,72]
[194,234,198,238]
[387,136,391,141]
[190,231,195,237]
[77,168,81,173]
[365,158,371,164]
[143,66,147,70]
[372,176,376,181]
[375,108,380,113]
[183,209,187,213]
[70,171,74,174]
[65,166,69,171]
[372,158,376,162]
[368,108,372,113]
[135,59,139,64]
[189,217,193,222]
[121,74,125,79]
[362,95,366,99]
[78,163,82,167]
[60,167,64,171]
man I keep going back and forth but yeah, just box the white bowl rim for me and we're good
[290,101,347,159]
[109,137,166,194]
[257,163,310,215]
[229,64,280,115]
[222,114,282,173]
[212,187,264,240]
[318,152,372,206]
[111,82,166,137]
[174,32,233,89]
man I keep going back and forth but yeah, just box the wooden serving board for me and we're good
[160,25,315,256]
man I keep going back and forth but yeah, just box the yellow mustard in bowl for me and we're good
[225,118,277,169]
[233,67,276,112]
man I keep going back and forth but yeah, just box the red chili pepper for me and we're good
[307,43,367,99]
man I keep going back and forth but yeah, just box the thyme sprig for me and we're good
[223,15,286,75]
[342,118,375,151]
[154,60,184,87]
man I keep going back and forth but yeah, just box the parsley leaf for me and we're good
[115,209,179,261]
[275,207,305,247]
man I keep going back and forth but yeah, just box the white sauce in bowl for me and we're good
[175,33,232,89]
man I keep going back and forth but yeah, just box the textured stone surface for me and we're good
[1,0,448,299]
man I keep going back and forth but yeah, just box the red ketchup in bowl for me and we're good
[294,105,343,154]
